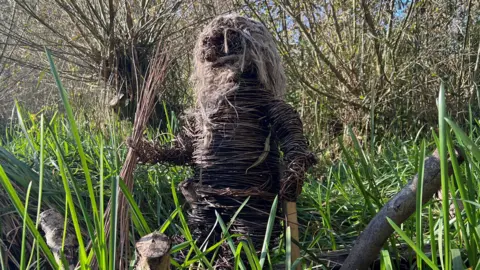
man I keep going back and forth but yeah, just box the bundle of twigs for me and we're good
[91,42,170,269]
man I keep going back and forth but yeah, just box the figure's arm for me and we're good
[127,116,196,166]
[267,100,317,201]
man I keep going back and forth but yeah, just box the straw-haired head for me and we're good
[192,14,286,102]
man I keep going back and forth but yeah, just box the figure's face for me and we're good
[200,27,243,64]
[193,15,286,98]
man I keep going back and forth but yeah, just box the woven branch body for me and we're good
[134,14,317,263]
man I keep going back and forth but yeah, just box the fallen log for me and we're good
[134,232,171,270]
[340,148,463,270]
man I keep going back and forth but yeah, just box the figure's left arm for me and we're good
[267,100,318,201]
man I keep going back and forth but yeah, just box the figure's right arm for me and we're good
[127,115,196,166]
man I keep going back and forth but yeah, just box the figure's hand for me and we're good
[280,152,317,201]
[125,136,156,164]
[126,136,136,151]
[306,152,318,167]
[125,136,142,163]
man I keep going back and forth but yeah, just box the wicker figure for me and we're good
[129,14,316,264]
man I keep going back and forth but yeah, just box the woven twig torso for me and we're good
[189,77,282,247]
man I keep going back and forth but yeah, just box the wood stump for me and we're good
[135,232,171,270]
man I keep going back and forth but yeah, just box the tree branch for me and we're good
[340,148,464,270]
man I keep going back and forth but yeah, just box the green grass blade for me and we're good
[118,178,152,235]
[446,118,480,161]
[98,137,106,269]
[234,241,244,270]
[451,249,464,270]
[416,139,426,270]
[438,81,450,270]
[429,204,438,264]
[47,127,99,259]
[20,181,33,270]
[447,130,478,264]
[387,217,439,270]
[446,128,476,223]
[347,126,381,206]
[184,237,232,266]
[14,100,36,153]
[464,200,480,208]
[0,239,5,270]
[438,220,444,268]
[200,197,249,251]
[163,101,173,139]
[57,250,70,270]
[240,241,259,269]
[449,179,471,259]
[259,195,278,269]
[215,210,247,270]
[109,175,119,270]
[45,48,100,235]
[55,147,88,269]
[380,250,393,270]
[0,165,58,268]
[171,180,213,269]
[35,115,46,269]
[227,197,250,231]
[159,208,179,233]
[339,138,375,215]
[171,241,192,253]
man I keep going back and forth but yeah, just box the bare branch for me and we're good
[341,149,464,270]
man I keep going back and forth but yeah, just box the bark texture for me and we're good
[39,209,78,270]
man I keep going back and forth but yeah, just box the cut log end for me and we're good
[39,209,78,270]
[135,232,171,270]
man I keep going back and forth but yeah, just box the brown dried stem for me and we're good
[90,42,170,269]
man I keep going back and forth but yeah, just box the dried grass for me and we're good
[96,42,171,269]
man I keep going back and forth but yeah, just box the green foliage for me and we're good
[387,217,439,270]
[6,77,480,269]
